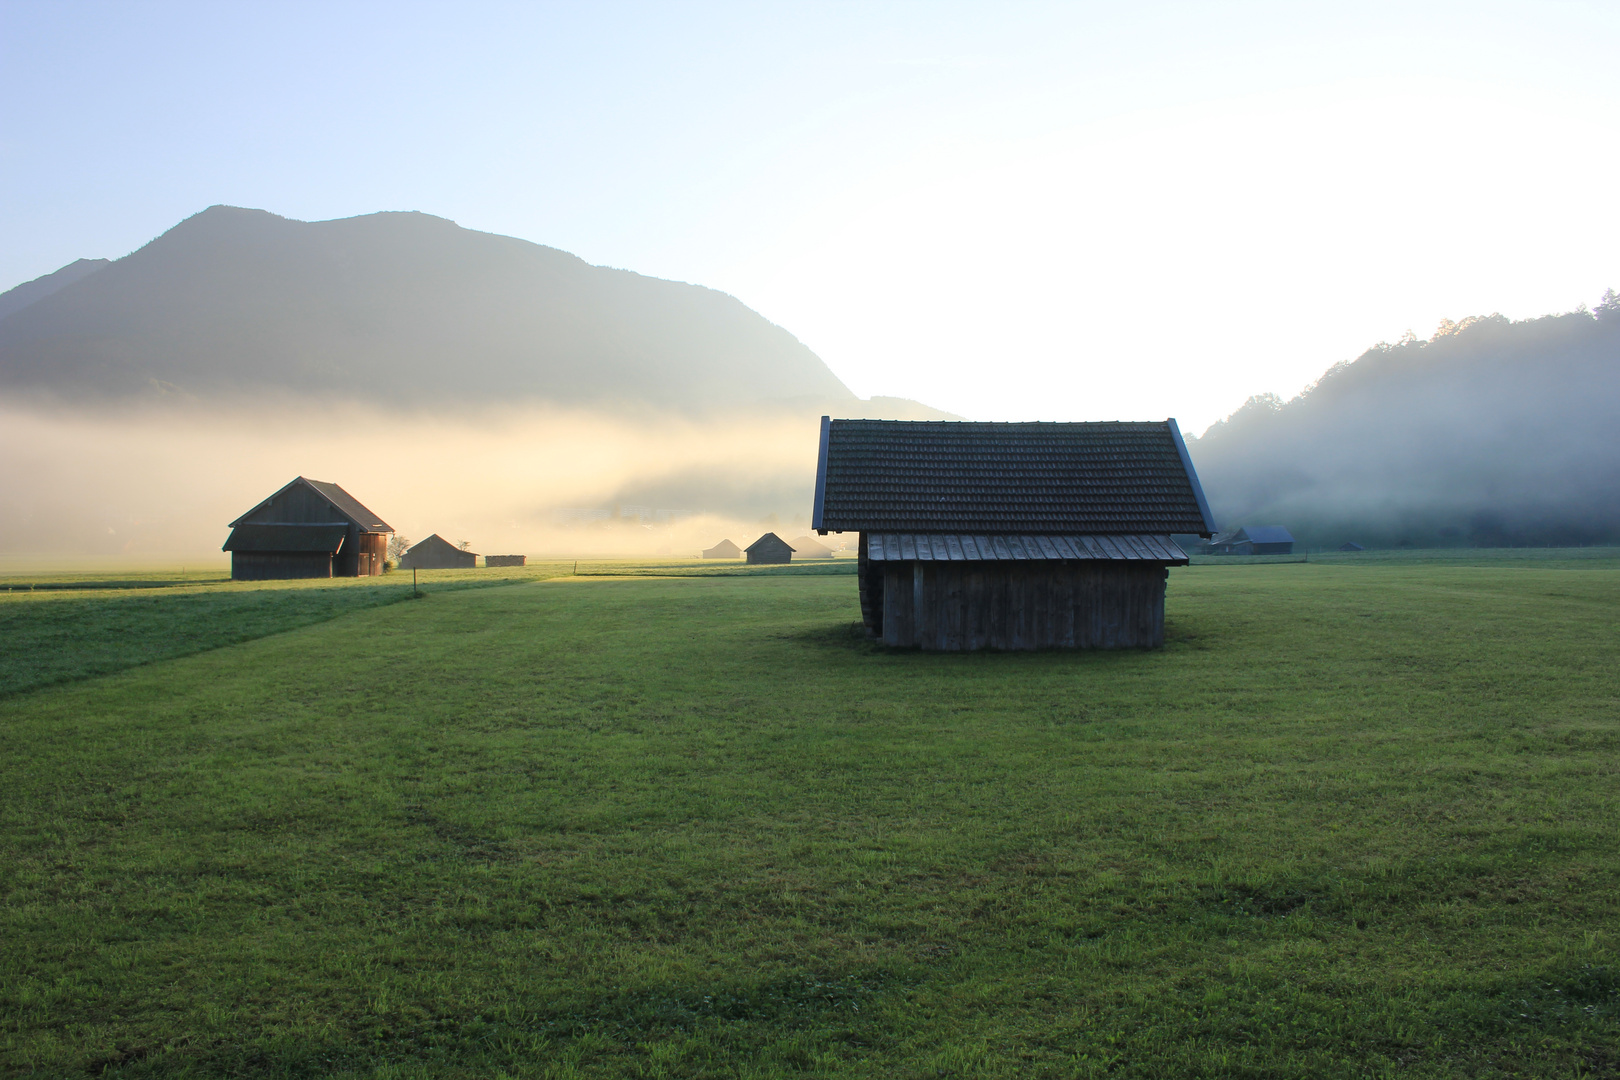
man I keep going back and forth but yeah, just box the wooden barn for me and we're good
[1212,526,1294,555]
[400,534,477,569]
[745,533,795,564]
[811,418,1217,650]
[702,538,742,559]
[223,477,392,580]
[789,534,835,558]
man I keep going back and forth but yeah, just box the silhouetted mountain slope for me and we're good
[0,258,109,324]
[0,207,858,410]
[1188,297,1620,547]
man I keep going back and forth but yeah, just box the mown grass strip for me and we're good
[0,564,572,699]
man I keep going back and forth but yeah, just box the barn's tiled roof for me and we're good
[303,479,393,532]
[865,533,1188,564]
[229,476,393,532]
[222,523,348,553]
[812,419,1216,535]
[745,532,794,552]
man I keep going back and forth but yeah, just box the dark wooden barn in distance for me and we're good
[745,533,795,564]
[1206,526,1295,556]
[223,477,392,580]
[811,418,1217,650]
[400,534,477,570]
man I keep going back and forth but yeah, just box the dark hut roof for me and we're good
[745,532,795,552]
[229,476,393,532]
[865,533,1187,564]
[222,523,347,553]
[406,533,477,558]
[811,418,1216,536]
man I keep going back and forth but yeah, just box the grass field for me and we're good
[2,552,1618,1077]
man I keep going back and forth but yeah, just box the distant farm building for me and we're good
[1338,541,1365,552]
[483,554,526,567]
[223,477,392,580]
[400,534,477,569]
[702,538,742,559]
[812,418,1216,650]
[745,533,795,564]
[789,535,834,558]
[1206,526,1295,556]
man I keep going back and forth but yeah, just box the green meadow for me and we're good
[2,553,1617,1078]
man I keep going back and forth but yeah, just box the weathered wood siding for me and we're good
[231,552,332,580]
[857,533,884,637]
[248,485,351,525]
[877,561,1168,650]
[484,554,526,567]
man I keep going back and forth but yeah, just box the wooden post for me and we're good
[413,568,418,597]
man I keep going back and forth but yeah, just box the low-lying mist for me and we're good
[1189,303,1620,548]
[0,398,829,567]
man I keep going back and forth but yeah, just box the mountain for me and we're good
[0,258,110,324]
[1188,296,1620,548]
[0,206,862,412]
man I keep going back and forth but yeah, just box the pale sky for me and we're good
[3,1,1618,432]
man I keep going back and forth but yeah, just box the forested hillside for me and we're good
[1189,295,1620,548]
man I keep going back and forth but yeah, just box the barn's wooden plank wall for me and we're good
[876,561,1167,650]
[230,552,334,580]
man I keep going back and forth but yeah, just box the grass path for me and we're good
[1,561,1617,1077]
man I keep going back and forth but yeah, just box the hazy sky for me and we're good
[3,1,1618,431]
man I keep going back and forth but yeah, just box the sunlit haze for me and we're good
[4,1,1619,432]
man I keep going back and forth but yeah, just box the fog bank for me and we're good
[0,399,828,566]
[1189,301,1620,548]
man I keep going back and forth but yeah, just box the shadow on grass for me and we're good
[781,619,1207,661]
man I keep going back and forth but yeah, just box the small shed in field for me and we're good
[789,535,834,558]
[1338,541,1364,552]
[702,538,742,559]
[223,477,392,580]
[1204,527,1295,555]
[745,533,794,564]
[1229,526,1294,555]
[811,417,1216,650]
[400,534,477,569]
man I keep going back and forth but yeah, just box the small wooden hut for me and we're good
[1337,541,1364,552]
[811,417,1216,650]
[1223,526,1295,555]
[789,535,834,558]
[702,538,742,559]
[400,534,477,569]
[745,533,795,564]
[223,477,392,580]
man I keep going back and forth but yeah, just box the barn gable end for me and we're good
[745,532,795,564]
[223,477,392,580]
[400,534,478,570]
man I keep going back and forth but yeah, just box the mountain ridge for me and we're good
[0,206,874,413]
[0,258,111,324]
